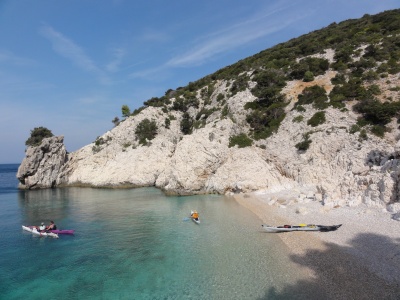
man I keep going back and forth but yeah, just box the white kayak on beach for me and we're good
[261,224,342,233]
[22,225,59,238]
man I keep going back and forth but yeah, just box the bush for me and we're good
[229,133,253,148]
[293,115,304,123]
[135,119,158,145]
[349,124,360,134]
[216,93,224,102]
[303,71,314,82]
[359,129,368,141]
[25,127,54,147]
[295,138,312,151]
[180,112,193,135]
[297,85,328,109]
[307,111,326,127]
[246,102,287,140]
[122,105,130,118]
[370,125,385,137]
[165,118,171,129]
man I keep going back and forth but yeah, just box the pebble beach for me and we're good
[234,192,400,299]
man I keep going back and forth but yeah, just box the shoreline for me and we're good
[233,192,400,299]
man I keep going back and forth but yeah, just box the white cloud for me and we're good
[39,25,111,84]
[166,1,307,67]
[106,48,126,72]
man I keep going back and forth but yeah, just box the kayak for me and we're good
[190,210,200,224]
[23,226,74,235]
[22,225,59,238]
[261,224,342,233]
[49,229,75,235]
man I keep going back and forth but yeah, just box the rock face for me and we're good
[17,136,67,189]
[17,50,400,211]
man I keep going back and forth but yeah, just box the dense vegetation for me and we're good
[119,9,400,149]
[25,127,54,147]
[135,119,158,145]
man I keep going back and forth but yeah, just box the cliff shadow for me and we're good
[259,232,400,300]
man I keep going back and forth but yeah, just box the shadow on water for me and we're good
[259,233,400,300]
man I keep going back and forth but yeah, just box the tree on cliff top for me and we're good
[25,126,54,147]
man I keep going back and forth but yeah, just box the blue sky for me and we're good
[1,0,399,164]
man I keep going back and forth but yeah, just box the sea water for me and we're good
[0,164,322,299]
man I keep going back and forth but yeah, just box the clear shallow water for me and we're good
[0,164,318,299]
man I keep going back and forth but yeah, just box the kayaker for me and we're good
[34,222,46,231]
[39,222,46,231]
[45,220,57,231]
[191,211,199,220]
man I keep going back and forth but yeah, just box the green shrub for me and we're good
[135,119,158,145]
[122,105,130,118]
[180,112,193,135]
[95,137,105,146]
[165,118,171,129]
[303,71,314,82]
[143,96,170,107]
[353,99,400,125]
[246,102,287,140]
[294,105,306,112]
[297,85,328,109]
[331,73,346,85]
[229,133,253,148]
[370,125,385,137]
[216,93,224,102]
[307,111,326,127]
[25,127,54,147]
[221,105,229,118]
[230,74,249,96]
[359,129,368,141]
[349,124,360,134]
[293,115,304,123]
[295,138,312,151]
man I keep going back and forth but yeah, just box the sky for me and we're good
[1,0,399,164]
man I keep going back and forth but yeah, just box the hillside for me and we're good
[17,9,400,214]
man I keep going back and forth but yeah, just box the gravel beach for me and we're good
[233,192,400,299]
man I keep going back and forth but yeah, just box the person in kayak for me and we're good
[45,221,57,231]
[34,222,46,231]
[39,222,46,231]
[191,211,199,221]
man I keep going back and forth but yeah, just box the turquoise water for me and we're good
[0,164,319,299]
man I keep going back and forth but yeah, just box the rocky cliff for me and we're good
[17,135,67,189]
[17,10,400,215]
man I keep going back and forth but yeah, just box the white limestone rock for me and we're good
[17,136,67,189]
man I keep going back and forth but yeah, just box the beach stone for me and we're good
[392,212,400,221]
[387,203,400,213]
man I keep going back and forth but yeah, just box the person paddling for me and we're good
[45,220,57,231]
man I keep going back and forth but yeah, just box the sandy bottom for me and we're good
[233,192,400,299]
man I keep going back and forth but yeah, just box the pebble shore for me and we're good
[234,192,400,299]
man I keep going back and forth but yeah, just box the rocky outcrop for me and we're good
[17,136,67,189]
[17,46,400,211]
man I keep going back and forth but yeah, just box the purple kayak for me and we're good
[49,229,75,235]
